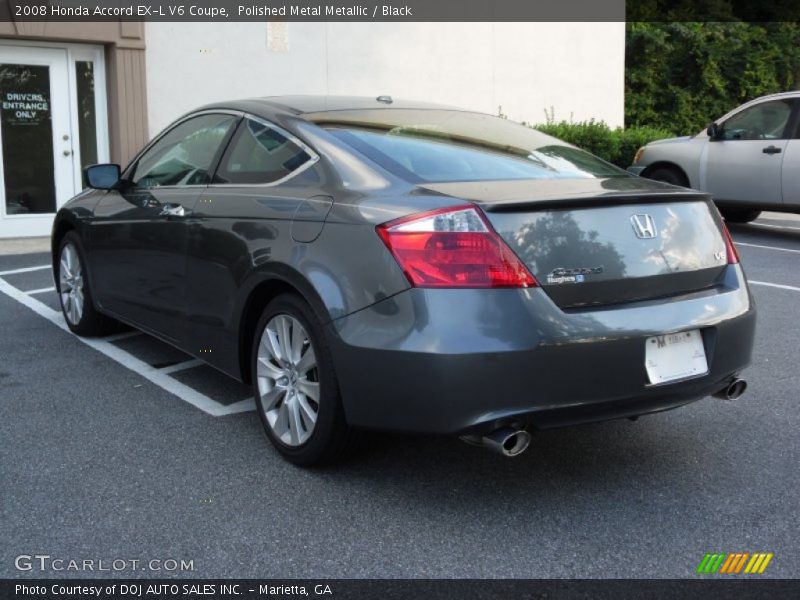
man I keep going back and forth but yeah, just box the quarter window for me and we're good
[215,119,312,185]
[131,114,237,188]
[720,100,793,141]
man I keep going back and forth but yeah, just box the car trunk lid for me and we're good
[417,178,729,308]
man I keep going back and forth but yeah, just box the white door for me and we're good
[703,98,794,207]
[0,46,75,238]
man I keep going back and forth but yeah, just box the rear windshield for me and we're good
[316,109,628,183]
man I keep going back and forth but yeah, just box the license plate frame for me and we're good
[645,329,709,385]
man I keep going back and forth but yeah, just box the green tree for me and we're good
[625,22,800,135]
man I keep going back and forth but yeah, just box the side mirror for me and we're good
[83,164,121,190]
[706,122,721,141]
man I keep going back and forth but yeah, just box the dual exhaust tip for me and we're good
[464,378,747,458]
[461,427,532,458]
[713,378,748,401]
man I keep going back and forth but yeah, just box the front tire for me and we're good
[720,208,762,223]
[57,232,120,336]
[645,166,689,187]
[251,293,357,466]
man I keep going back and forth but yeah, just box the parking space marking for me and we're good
[749,280,800,292]
[101,330,144,343]
[750,222,800,232]
[736,242,800,254]
[0,273,255,417]
[159,358,205,374]
[0,264,52,277]
[26,286,56,295]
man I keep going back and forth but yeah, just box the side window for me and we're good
[215,119,312,185]
[131,114,237,188]
[720,100,793,141]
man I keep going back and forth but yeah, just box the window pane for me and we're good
[328,127,622,183]
[315,109,628,182]
[75,61,97,169]
[131,114,236,188]
[0,63,56,214]
[721,100,793,141]
[216,119,311,184]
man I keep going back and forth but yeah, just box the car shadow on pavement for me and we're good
[295,411,709,505]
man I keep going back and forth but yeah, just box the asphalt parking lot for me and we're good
[2,213,799,579]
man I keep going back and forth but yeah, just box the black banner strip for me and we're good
[3,579,800,600]
[3,0,800,23]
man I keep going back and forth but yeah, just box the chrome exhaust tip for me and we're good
[461,427,532,457]
[713,378,748,401]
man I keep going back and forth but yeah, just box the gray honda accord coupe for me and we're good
[52,96,756,465]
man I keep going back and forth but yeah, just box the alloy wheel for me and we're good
[256,314,320,446]
[59,243,84,325]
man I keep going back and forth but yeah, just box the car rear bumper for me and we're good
[326,265,755,435]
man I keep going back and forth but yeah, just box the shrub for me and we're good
[532,120,674,168]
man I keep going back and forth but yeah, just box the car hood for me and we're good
[646,135,695,146]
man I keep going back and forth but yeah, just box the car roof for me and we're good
[708,90,800,129]
[197,95,465,119]
[749,91,800,102]
[725,91,800,114]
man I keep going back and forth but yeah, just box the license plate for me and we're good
[645,329,708,385]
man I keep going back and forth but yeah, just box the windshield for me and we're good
[313,109,628,183]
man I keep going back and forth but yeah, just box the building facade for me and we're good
[0,19,624,238]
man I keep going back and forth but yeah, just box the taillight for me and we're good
[722,225,740,264]
[376,205,537,288]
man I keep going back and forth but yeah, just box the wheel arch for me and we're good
[641,161,692,187]
[237,267,333,385]
[51,216,80,287]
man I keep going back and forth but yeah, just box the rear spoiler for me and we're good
[478,191,713,212]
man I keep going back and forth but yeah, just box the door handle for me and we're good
[159,203,186,217]
[763,146,782,155]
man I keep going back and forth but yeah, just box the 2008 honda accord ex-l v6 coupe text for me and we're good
[52,96,756,465]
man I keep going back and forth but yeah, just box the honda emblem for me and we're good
[630,214,658,239]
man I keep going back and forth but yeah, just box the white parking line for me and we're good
[736,242,800,255]
[0,274,254,417]
[750,222,800,232]
[159,358,204,374]
[749,280,800,292]
[26,286,55,295]
[0,264,51,276]
[101,330,144,343]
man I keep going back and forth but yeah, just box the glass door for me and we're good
[0,46,75,238]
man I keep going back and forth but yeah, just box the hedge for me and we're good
[532,120,674,168]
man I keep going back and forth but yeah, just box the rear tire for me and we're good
[57,232,121,336]
[645,166,689,188]
[720,208,761,223]
[251,293,358,466]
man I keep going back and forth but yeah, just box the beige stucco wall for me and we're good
[145,22,625,135]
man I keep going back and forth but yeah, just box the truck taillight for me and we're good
[376,205,537,288]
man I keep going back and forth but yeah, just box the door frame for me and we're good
[0,39,109,237]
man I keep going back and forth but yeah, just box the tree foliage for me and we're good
[625,22,800,135]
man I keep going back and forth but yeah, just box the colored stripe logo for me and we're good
[697,552,773,574]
